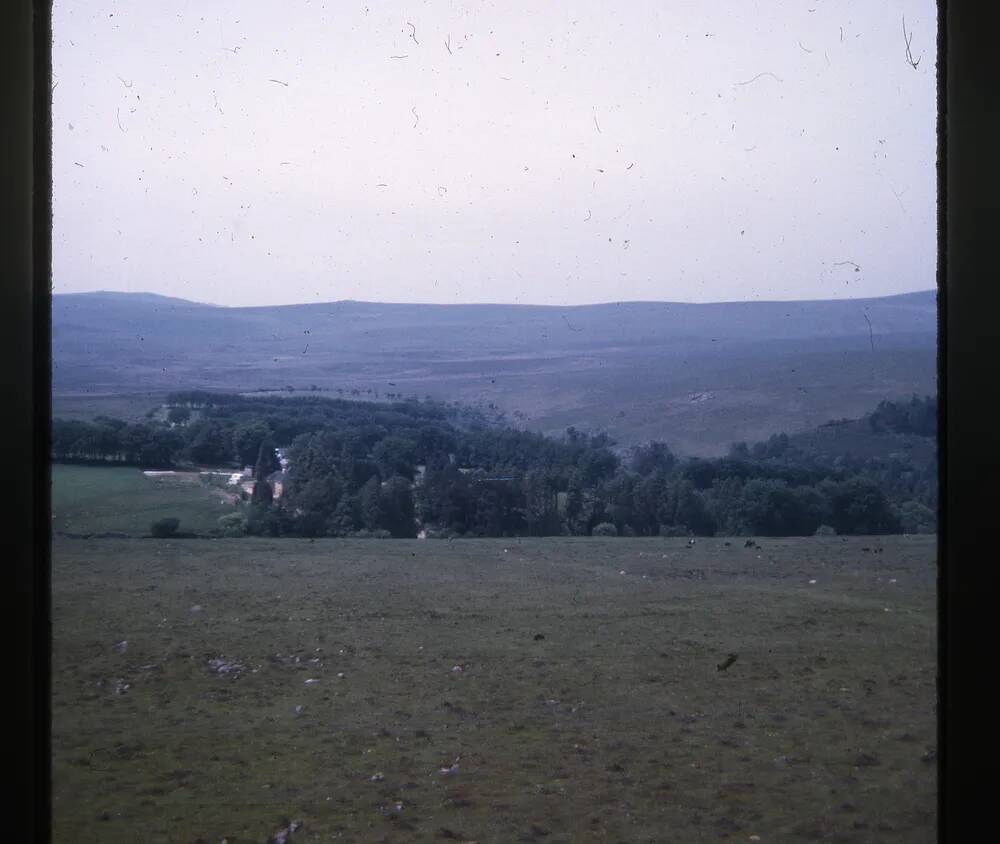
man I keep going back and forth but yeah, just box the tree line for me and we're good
[52,392,937,538]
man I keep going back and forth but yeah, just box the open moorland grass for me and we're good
[52,464,237,536]
[52,535,936,843]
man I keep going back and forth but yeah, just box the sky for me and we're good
[52,1,937,307]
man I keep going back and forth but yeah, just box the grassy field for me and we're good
[52,464,238,536]
[52,535,937,843]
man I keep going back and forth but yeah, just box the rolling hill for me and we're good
[52,290,937,456]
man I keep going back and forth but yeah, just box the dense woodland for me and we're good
[52,392,937,538]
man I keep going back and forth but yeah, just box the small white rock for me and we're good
[808,579,817,585]
[370,772,384,782]
[304,678,320,685]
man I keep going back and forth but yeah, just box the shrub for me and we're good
[659,524,689,537]
[150,517,180,538]
[217,512,247,537]
[592,522,618,537]
[814,524,837,536]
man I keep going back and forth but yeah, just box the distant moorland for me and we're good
[52,290,937,456]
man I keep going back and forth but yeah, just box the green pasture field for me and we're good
[51,464,238,536]
[52,535,936,843]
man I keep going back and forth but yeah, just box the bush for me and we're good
[150,517,180,538]
[592,522,618,537]
[217,512,247,537]
[814,524,837,536]
[349,528,393,539]
[659,524,689,537]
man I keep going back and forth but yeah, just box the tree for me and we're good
[561,470,590,536]
[577,446,619,485]
[359,476,384,531]
[233,420,270,467]
[819,477,902,535]
[665,479,715,535]
[326,497,357,537]
[680,458,718,490]
[373,436,419,480]
[737,479,828,536]
[246,502,282,536]
[632,470,671,536]
[523,470,560,536]
[729,441,751,459]
[705,476,746,535]
[630,441,676,476]
[139,426,184,467]
[254,436,280,479]
[251,478,273,507]
[167,406,192,425]
[897,500,936,534]
[381,475,418,537]
[188,421,231,465]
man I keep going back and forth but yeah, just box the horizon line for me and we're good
[54,287,937,310]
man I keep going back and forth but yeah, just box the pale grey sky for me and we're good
[53,1,936,307]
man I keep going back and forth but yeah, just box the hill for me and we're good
[52,290,937,455]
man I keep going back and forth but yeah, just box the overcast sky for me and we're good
[52,1,936,307]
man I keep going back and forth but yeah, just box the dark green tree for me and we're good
[359,476,384,531]
[381,475,418,537]
[188,421,231,465]
[167,406,192,425]
[630,441,677,476]
[233,420,270,467]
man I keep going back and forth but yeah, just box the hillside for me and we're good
[52,290,937,456]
